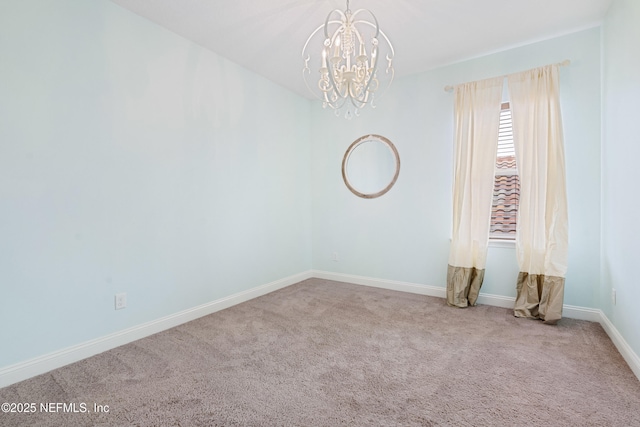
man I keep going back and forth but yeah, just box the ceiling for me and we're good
[109,0,613,99]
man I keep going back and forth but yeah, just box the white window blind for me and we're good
[491,103,519,239]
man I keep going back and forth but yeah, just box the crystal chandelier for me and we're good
[302,0,394,119]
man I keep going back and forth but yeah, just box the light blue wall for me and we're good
[3,0,631,375]
[601,0,640,360]
[311,28,602,308]
[0,0,312,367]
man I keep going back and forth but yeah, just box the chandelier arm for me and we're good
[323,75,346,104]
[323,9,347,40]
[386,55,395,79]
[328,47,379,109]
[350,9,380,39]
[325,48,348,102]
[345,72,369,107]
[348,85,369,109]
[302,21,343,103]
[355,27,396,105]
[349,21,395,60]
[322,12,349,103]
[323,91,349,110]
[301,23,326,56]
[354,63,379,104]
[376,28,395,58]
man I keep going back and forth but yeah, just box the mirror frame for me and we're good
[341,134,400,199]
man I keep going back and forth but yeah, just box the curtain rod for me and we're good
[443,59,571,93]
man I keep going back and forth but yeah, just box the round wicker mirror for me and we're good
[342,134,400,199]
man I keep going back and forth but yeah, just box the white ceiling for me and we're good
[109,0,613,99]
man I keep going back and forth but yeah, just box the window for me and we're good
[490,102,519,239]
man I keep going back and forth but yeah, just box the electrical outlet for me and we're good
[115,293,127,310]
[612,288,616,305]
[332,252,339,262]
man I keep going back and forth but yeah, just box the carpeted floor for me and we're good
[1,278,639,426]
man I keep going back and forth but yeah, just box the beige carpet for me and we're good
[1,278,639,426]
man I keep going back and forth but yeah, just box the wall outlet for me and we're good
[115,293,127,310]
[332,252,339,262]
[612,288,616,305]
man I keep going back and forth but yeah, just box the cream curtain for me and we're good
[447,77,503,307]
[507,65,568,324]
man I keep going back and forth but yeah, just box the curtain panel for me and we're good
[447,77,503,308]
[507,65,569,324]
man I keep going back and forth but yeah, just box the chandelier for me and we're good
[302,0,394,119]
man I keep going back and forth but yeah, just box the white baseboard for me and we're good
[562,304,604,322]
[0,271,313,389]
[313,270,639,381]
[312,270,602,321]
[476,292,516,309]
[3,269,638,388]
[597,311,640,381]
[311,270,447,299]
[477,294,602,322]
